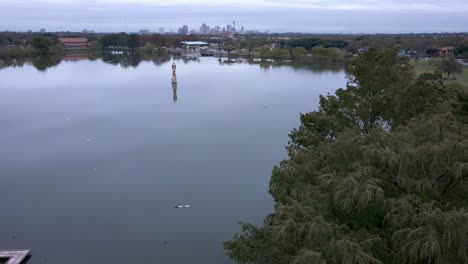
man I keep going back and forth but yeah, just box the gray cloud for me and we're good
[1,0,467,33]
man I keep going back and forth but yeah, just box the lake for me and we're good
[0,54,345,264]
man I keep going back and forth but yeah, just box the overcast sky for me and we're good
[1,0,467,33]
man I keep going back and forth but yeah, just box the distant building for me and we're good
[399,49,418,58]
[357,47,369,54]
[58,38,89,49]
[40,28,46,33]
[227,24,232,32]
[178,25,189,35]
[200,23,208,34]
[439,46,456,56]
[181,41,209,51]
[214,25,221,34]
[139,29,150,34]
[159,27,165,34]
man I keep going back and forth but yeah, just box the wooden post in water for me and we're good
[172,63,177,84]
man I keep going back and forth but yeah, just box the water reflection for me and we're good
[31,55,62,72]
[0,57,28,70]
[152,55,171,66]
[0,56,62,71]
[100,51,141,68]
[246,59,345,73]
[63,53,89,62]
[0,53,344,74]
[172,56,200,64]
[172,82,178,103]
[0,55,346,264]
[219,58,243,65]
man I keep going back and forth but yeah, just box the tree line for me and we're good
[224,48,468,264]
[2,32,467,60]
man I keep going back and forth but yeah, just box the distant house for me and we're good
[58,38,89,49]
[357,47,369,54]
[181,41,209,51]
[438,46,456,56]
[399,49,418,58]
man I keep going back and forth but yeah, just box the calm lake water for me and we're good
[0,55,345,264]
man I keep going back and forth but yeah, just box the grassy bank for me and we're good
[412,59,468,87]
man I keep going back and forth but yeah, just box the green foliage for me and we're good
[322,39,348,49]
[10,46,26,57]
[89,40,102,50]
[252,45,272,59]
[32,55,62,71]
[287,38,348,50]
[224,48,468,264]
[239,38,270,51]
[288,38,322,50]
[431,56,463,79]
[224,45,237,54]
[454,45,468,58]
[0,46,37,59]
[450,84,468,124]
[292,47,308,60]
[141,43,156,55]
[100,33,141,50]
[311,46,344,61]
[155,47,168,56]
[272,48,291,60]
[250,46,291,60]
[128,34,139,50]
[31,36,54,55]
[426,47,439,57]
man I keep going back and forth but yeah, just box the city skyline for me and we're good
[1,0,467,33]
[6,21,253,35]
[6,21,252,35]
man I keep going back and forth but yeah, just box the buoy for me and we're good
[174,204,190,208]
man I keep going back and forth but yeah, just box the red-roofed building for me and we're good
[63,53,89,62]
[58,38,89,49]
[438,46,456,56]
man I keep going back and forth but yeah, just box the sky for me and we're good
[1,0,467,33]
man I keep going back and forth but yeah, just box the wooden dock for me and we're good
[0,250,30,264]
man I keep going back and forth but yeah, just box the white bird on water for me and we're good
[174,205,190,208]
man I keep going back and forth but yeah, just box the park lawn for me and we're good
[411,59,468,88]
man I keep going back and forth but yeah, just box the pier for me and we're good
[0,250,30,264]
